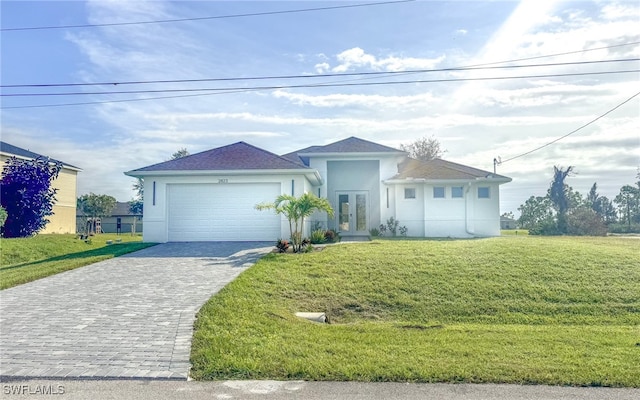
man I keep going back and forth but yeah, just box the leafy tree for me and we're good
[129,200,143,215]
[132,178,144,200]
[517,195,554,230]
[400,135,446,161]
[170,148,189,160]
[501,211,515,220]
[0,206,7,229]
[614,185,640,229]
[130,177,144,216]
[0,156,62,237]
[567,207,607,236]
[548,165,574,234]
[586,183,616,224]
[256,192,334,253]
[77,193,117,234]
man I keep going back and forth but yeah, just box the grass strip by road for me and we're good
[191,236,640,386]
[1,234,157,289]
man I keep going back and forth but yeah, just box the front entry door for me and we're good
[336,191,368,235]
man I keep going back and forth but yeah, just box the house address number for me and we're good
[218,179,229,183]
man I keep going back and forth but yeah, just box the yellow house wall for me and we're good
[1,155,79,234]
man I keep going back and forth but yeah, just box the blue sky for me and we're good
[1,0,639,215]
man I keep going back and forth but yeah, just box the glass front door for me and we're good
[336,191,368,234]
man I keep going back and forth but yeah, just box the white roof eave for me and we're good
[124,168,324,185]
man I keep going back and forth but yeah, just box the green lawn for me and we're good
[191,236,640,386]
[0,234,157,289]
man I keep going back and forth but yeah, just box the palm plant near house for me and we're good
[256,193,334,253]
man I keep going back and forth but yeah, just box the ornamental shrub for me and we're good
[0,156,62,237]
[310,229,326,244]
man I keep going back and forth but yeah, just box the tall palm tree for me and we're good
[256,192,334,252]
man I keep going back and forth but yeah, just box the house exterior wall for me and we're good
[44,168,78,234]
[0,155,78,234]
[469,182,501,236]
[423,183,468,237]
[393,183,425,236]
[386,180,503,238]
[308,154,406,234]
[140,173,313,242]
[379,157,403,228]
[100,216,143,234]
[326,160,380,234]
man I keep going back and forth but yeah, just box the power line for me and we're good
[2,69,638,98]
[462,41,640,69]
[500,91,640,164]
[0,89,261,110]
[2,57,637,89]
[0,0,414,32]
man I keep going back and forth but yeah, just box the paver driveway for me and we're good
[0,242,272,380]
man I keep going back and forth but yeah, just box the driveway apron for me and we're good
[0,242,272,380]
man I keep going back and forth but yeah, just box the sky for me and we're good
[1,0,639,216]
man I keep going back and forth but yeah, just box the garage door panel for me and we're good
[168,183,280,241]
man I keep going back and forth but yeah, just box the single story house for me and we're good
[125,137,511,242]
[500,216,518,230]
[1,141,81,234]
[76,201,143,234]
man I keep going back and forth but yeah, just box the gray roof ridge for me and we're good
[298,136,404,154]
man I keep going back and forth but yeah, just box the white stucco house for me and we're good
[125,137,511,242]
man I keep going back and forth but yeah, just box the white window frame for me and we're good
[478,187,490,199]
[433,186,445,199]
[451,186,463,198]
[404,188,416,199]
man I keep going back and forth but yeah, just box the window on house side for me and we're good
[452,186,463,198]
[404,188,416,199]
[478,187,490,199]
[433,187,445,198]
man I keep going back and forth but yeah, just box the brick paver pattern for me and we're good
[0,242,272,380]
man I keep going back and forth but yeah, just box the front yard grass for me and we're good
[1,234,156,289]
[191,236,640,386]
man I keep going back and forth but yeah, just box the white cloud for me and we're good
[330,47,445,72]
[314,62,330,73]
[271,90,437,109]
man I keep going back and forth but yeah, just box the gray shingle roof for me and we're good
[282,137,404,166]
[299,136,403,154]
[392,158,510,180]
[0,141,80,169]
[130,141,311,172]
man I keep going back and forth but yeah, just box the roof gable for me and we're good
[393,158,510,181]
[299,136,403,154]
[282,137,404,166]
[0,141,80,170]
[130,141,311,172]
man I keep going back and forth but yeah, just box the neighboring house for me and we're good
[76,201,143,234]
[501,216,518,230]
[125,137,511,242]
[1,141,81,234]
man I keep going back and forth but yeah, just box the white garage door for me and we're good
[167,183,280,241]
